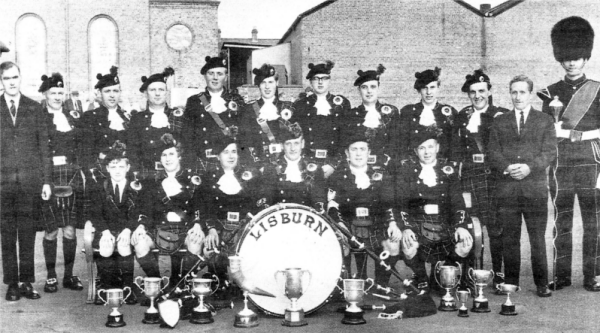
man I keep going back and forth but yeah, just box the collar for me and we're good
[419,159,437,169]
[284,156,301,166]
[47,107,64,114]
[112,179,127,190]
[262,96,276,105]
[349,164,368,175]
[472,105,489,113]
[209,89,224,98]
[4,93,21,108]
[564,74,587,87]
[514,104,531,115]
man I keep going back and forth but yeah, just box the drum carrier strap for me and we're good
[199,94,231,136]
[252,102,277,144]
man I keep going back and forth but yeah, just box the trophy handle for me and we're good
[434,261,442,287]
[467,267,474,283]
[364,278,375,293]
[210,274,220,295]
[160,276,170,292]
[97,289,107,305]
[335,277,343,292]
[454,261,462,288]
[302,270,312,292]
[134,276,144,292]
[122,286,132,303]
[274,270,285,292]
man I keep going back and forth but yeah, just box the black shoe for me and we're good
[19,282,41,300]
[63,276,84,291]
[44,278,58,293]
[5,284,20,301]
[536,285,552,297]
[583,280,600,292]
[548,277,572,291]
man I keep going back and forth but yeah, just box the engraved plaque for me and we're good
[166,24,193,51]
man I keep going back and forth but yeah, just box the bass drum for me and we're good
[236,203,343,316]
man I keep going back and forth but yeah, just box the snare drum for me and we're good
[236,203,343,316]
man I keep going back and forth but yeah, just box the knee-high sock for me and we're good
[170,254,182,281]
[97,257,119,288]
[137,253,160,278]
[43,238,58,279]
[404,256,428,285]
[63,237,77,278]
[375,255,401,287]
[117,254,135,287]
[489,235,503,275]
[354,252,368,280]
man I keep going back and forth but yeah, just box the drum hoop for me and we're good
[237,203,344,317]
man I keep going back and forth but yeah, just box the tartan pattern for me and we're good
[461,162,498,231]
[412,214,456,264]
[40,163,85,231]
[349,223,386,252]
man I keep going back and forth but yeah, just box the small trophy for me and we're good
[468,268,493,313]
[97,287,132,328]
[341,278,374,325]
[549,96,564,123]
[434,262,461,311]
[456,290,470,317]
[498,284,519,316]
[190,278,214,324]
[134,276,170,324]
[275,268,312,327]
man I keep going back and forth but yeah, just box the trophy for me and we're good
[468,268,493,313]
[549,95,564,123]
[434,262,461,311]
[97,287,132,328]
[190,278,214,324]
[498,284,519,316]
[456,290,470,317]
[340,278,374,325]
[134,276,170,324]
[275,268,312,327]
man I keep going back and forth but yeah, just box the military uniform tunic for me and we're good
[261,157,326,208]
[79,105,129,170]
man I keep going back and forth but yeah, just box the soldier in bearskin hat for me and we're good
[290,60,351,178]
[38,73,86,293]
[454,69,509,289]
[537,16,600,292]
[327,126,401,288]
[398,126,473,293]
[182,54,245,174]
[238,63,295,165]
[398,67,458,160]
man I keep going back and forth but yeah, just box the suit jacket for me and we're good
[0,93,52,192]
[488,108,556,198]
[65,98,83,113]
[88,179,142,233]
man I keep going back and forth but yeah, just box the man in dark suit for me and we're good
[64,90,83,115]
[488,75,556,297]
[0,61,53,301]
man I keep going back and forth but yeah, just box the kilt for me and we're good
[215,218,247,256]
[413,214,455,264]
[150,222,191,255]
[349,218,387,253]
[460,162,498,233]
[40,163,85,232]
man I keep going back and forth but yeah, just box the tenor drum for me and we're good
[236,203,343,316]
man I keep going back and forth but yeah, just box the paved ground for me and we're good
[1,200,600,332]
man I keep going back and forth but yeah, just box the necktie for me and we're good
[74,100,79,111]
[9,100,16,119]
[519,111,525,135]
[115,184,121,203]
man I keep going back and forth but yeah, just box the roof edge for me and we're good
[278,0,337,43]
[453,0,525,18]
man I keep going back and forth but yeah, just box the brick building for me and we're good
[278,0,600,109]
[0,0,220,101]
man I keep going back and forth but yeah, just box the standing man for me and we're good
[1,61,52,301]
[538,16,600,292]
[454,69,509,288]
[65,90,83,116]
[488,75,556,297]
[291,61,351,178]
[183,55,245,173]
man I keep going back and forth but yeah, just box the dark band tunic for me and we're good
[79,105,129,170]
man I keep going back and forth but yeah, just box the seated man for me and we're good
[398,127,473,292]
[262,121,326,210]
[87,144,141,305]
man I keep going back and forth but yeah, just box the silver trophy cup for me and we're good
[190,278,214,324]
[341,278,374,325]
[498,284,519,316]
[97,287,132,328]
[275,268,312,327]
[134,276,169,324]
[468,268,493,313]
[435,262,462,311]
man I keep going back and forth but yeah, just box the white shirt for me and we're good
[209,90,227,114]
[466,105,489,133]
[362,104,381,128]
[349,165,371,189]
[315,95,331,116]
[217,169,242,195]
[284,156,303,183]
[149,107,170,129]
[259,97,279,121]
[4,93,21,124]
[514,105,531,133]
[419,103,436,126]
[107,107,125,131]
[112,179,127,202]
[47,107,72,132]
[419,160,438,187]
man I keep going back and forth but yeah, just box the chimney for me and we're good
[480,3,492,13]
[251,27,258,43]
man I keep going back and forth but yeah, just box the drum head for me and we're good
[237,204,343,316]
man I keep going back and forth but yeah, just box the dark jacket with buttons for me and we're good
[43,107,83,165]
[87,178,143,233]
[79,105,129,169]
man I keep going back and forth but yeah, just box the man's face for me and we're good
[561,58,587,79]
[510,81,532,111]
[0,66,21,97]
[45,87,65,110]
[415,139,439,165]
[161,147,181,173]
[310,74,331,95]
[419,81,440,105]
[100,85,121,109]
[145,81,167,108]
[259,77,277,99]
[468,82,491,111]
[107,159,130,183]
[345,141,370,168]
[204,67,227,93]
[359,80,379,104]
[218,143,238,170]
[283,137,304,161]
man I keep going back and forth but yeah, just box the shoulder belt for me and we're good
[199,94,230,136]
[561,81,600,136]
[251,102,277,144]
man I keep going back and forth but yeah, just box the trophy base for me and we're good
[190,310,214,324]
[471,300,491,313]
[142,312,161,324]
[282,309,307,327]
[106,314,126,328]
[500,304,517,316]
[342,310,367,325]
[234,312,259,328]
[458,308,469,317]
[438,299,458,312]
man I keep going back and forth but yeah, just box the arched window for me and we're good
[15,13,47,96]
[88,15,119,91]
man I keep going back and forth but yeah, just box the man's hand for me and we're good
[204,228,220,250]
[555,121,570,138]
[117,228,132,246]
[387,222,402,242]
[508,163,531,180]
[130,225,146,246]
[187,223,205,244]
[402,229,417,250]
[454,227,473,248]
[99,230,115,256]
[322,165,334,179]
[41,184,52,200]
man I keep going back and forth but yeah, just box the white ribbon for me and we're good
[107,108,125,131]
[48,109,72,132]
[209,91,228,114]
[217,170,242,195]
[350,165,371,189]
[419,163,437,187]
[284,158,303,183]
[466,106,488,133]
[162,177,183,197]
[150,109,170,129]
[362,105,381,128]
[419,104,436,126]
[259,100,280,121]
[315,95,331,116]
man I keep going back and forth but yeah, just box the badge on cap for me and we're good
[479,76,485,82]
[57,82,63,87]
[114,77,119,83]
